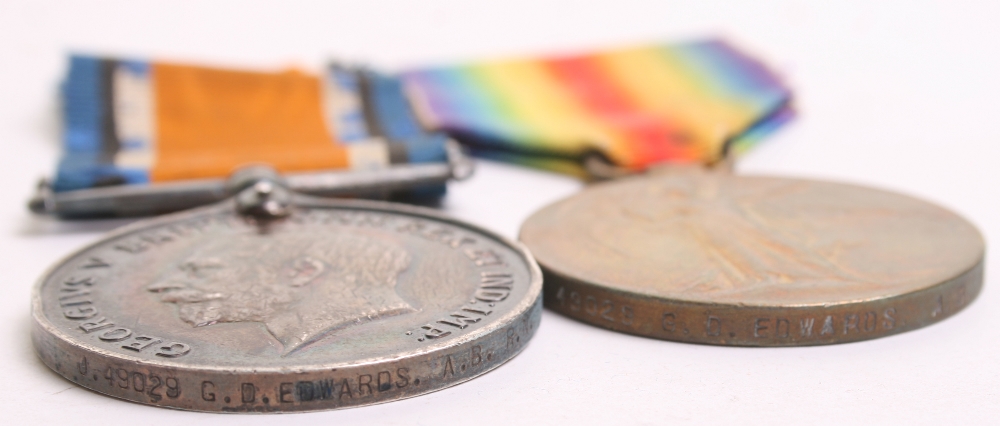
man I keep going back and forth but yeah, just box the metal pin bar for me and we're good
[30,140,474,219]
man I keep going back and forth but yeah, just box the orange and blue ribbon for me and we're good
[56,57,447,198]
[54,40,791,194]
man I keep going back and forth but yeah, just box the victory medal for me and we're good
[521,165,984,346]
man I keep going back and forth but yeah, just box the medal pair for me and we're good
[29,40,983,412]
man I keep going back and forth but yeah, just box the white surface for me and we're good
[2,1,999,424]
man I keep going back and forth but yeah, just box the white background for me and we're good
[2,1,998,424]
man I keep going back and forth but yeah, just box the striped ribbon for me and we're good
[56,57,447,198]
[53,40,791,194]
[402,39,792,176]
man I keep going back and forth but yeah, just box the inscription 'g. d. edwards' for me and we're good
[746,309,897,338]
[654,309,900,340]
[33,199,542,412]
[525,172,983,346]
[198,367,416,405]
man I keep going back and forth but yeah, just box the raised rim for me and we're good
[31,195,543,411]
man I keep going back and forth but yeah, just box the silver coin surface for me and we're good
[520,169,984,346]
[32,196,542,412]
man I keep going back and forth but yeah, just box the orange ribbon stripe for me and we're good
[151,64,347,182]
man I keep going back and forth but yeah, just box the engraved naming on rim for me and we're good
[522,171,984,346]
[32,198,542,412]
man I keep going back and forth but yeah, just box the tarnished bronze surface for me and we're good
[521,169,984,345]
[32,196,542,412]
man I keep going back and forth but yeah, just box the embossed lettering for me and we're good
[775,318,790,338]
[241,383,255,403]
[354,213,385,227]
[63,276,96,287]
[843,314,859,334]
[104,366,114,386]
[63,306,98,320]
[705,316,721,336]
[600,300,615,321]
[201,381,216,401]
[122,335,163,352]
[165,377,180,398]
[754,318,769,338]
[474,288,510,302]
[883,308,896,329]
[148,376,163,402]
[569,291,582,311]
[115,368,128,388]
[448,237,476,249]
[396,368,410,388]
[140,232,175,245]
[471,345,483,366]
[316,380,335,399]
[115,240,148,254]
[377,371,392,392]
[80,257,110,268]
[358,374,373,396]
[419,325,452,340]
[464,249,504,267]
[426,228,453,241]
[621,306,634,326]
[155,343,191,358]
[820,316,834,335]
[584,296,598,316]
[337,379,353,399]
[99,327,133,342]
[280,383,294,403]
[662,313,677,332]
[395,220,476,248]
[480,272,513,289]
[506,327,521,348]
[80,317,115,334]
[162,223,205,238]
[421,228,454,244]
[110,368,130,389]
[462,307,493,316]
[862,312,877,332]
[396,220,425,234]
[799,318,815,337]
[297,382,315,401]
[131,372,145,392]
[439,313,482,330]
[443,356,456,378]
[59,284,90,294]
[59,299,92,308]
[58,288,92,305]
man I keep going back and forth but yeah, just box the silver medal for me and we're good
[32,172,541,412]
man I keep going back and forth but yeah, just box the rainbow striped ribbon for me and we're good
[53,40,790,196]
[402,40,792,175]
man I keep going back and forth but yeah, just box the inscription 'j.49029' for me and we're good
[32,195,543,412]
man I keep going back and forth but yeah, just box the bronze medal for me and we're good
[520,168,984,346]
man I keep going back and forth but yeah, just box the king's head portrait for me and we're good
[147,232,414,355]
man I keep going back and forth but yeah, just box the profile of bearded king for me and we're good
[147,232,414,355]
